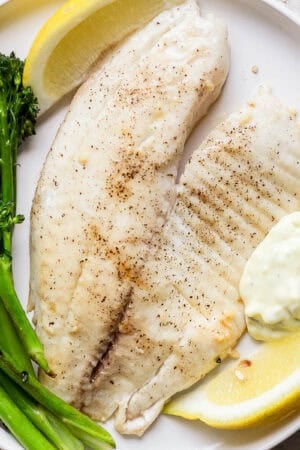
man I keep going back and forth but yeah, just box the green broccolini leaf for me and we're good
[0,200,24,231]
[0,52,39,144]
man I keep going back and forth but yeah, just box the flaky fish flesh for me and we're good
[30,0,229,408]
[83,91,300,434]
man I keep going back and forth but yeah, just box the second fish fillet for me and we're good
[83,91,300,435]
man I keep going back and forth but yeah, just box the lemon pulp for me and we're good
[165,332,300,429]
[207,334,300,405]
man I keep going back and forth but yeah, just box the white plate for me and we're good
[0,0,299,449]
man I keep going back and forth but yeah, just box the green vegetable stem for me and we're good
[0,52,115,449]
[0,52,50,372]
[0,300,85,449]
[0,349,115,449]
[0,383,55,450]
[0,372,84,450]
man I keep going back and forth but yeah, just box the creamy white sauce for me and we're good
[239,212,300,341]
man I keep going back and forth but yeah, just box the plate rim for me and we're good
[260,0,300,27]
[0,1,299,449]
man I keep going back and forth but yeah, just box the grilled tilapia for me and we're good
[83,91,300,434]
[30,0,229,407]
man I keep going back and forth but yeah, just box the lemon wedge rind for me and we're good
[165,370,300,429]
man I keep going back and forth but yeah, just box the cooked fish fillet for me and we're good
[83,90,300,434]
[30,0,229,406]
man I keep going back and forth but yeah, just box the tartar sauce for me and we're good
[239,212,300,341]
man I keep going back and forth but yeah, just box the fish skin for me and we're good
[30,0,229,407]
[83,91,300,435]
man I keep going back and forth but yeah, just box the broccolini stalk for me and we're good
[0,52,50,373]
[0,372,84,450]
[0,383,55,450]
[0,350,116,449]
[0,52,115,450]
[0,301,85,449]
[0,297,33,375]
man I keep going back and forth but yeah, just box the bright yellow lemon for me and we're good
[165,332,300,429]
[23,0,183,113]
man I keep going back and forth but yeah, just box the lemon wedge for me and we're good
[23,0,183,113]
[165,332,300,429]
